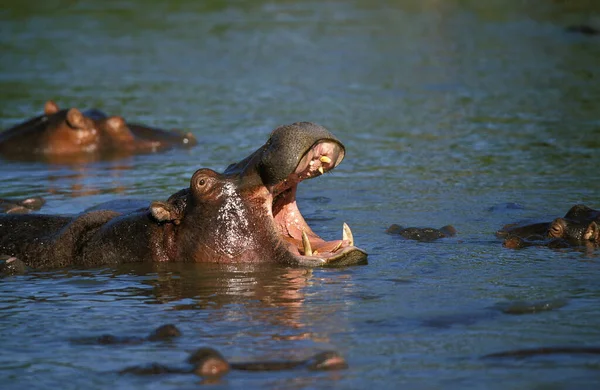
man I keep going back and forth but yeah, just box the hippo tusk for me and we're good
[318,167,324,175]
[343,223,354,246]
[320,156,332,164]
[331,241,343,252]
[302,230,313,256]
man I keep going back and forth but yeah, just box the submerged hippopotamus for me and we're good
[0,122,367,269]
[121,347,347,379]
[0,101,197,162]
[498,204,600,250]
[0,196,45,214]
[386,224,457,242]
[72,324,182,345]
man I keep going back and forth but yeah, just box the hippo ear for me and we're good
[584,221,599,242]
[66,108,86,129]
[150,201,181,225]
[44,100,60,115]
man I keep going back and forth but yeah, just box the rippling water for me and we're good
[1,1,600,388]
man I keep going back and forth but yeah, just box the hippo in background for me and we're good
[0,101,197,163]
[498,204,600,250]
[386,224,457,242]
[0,122,367,269]
[0,196,45,214]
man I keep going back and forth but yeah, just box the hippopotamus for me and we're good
[0,122,367,269]
[0,196,45,214]
[498,204,600,250]
[72,324,182,345]
[0,101,197,162]
[566,25,600,36]
[121,346,347,379]
[386,223,457,242]
[483,346,600,359]
[0,255,27,275]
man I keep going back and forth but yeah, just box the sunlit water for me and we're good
[1,1,600,388]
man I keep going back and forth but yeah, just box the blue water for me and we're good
[1,1,600,388]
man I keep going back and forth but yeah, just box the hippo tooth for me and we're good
[342,223,354,246]
[331,241,343,252]
[320,156,332,164]
[302,230,313,256]
[318,166,324,175]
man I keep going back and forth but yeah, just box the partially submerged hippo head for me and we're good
[548,217,600,244]
[42,107,101,154]
[151,122,367,266]
[0,101,196,162]
[500,204,600,250]
[0,101,101,157]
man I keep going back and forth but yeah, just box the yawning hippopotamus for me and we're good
[0,122,367,269]
[0,101,197,162]
[498,204,600,250]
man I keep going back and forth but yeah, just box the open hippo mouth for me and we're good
[266,140,368,266]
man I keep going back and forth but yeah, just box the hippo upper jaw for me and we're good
[260,143,368,267]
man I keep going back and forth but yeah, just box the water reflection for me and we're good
[113,263,315,332]
[44,163,132,198]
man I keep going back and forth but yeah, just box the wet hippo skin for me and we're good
[71,324,182,345]
[499,204,600,250]
[386,224,457,242]
[0,255,27,275]
[483,346,600,359]
[0,196,45,214]
[121,347,347,379]
[0,100,197,162]
[0,122,367,269]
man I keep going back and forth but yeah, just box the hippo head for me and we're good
[153,122,367,266]
[548,217,600,245]
[37,103,101,154]
[58,108,100,150]
[224,122,367,266]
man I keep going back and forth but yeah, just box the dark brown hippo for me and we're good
[0,122,367,269]
[0,255,27,275]
[483,346,600,359]
[499,204,600,250]
[548,217,599,244]
[72,324,182,345]
[0,196,45,214]
[0,101,197,162]
[566,25,600,36]
[121,346,347,379]
[386,223,456,242]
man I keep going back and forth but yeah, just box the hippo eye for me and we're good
[198,179,206,186]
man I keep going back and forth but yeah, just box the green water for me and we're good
[1,1,600,388]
